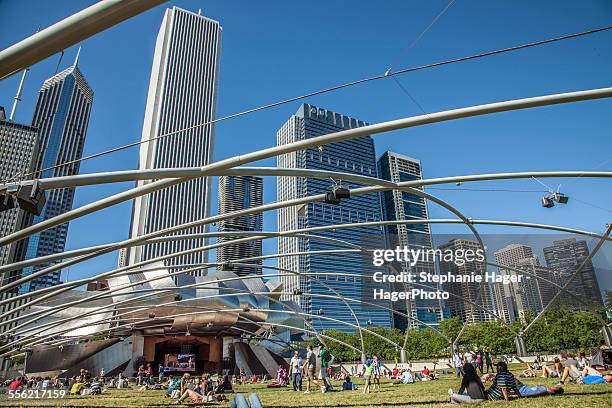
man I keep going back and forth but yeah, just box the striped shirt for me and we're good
[487,371,522,400]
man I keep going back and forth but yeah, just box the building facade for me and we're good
[277,103,392,331]
[216,176,263,276]
[438,239,495,323]
[493,244,561,322]
[0,116,39,287]
[20,63,93,293]
[127,7,222,275]
[377,151,444,330]
[543,238,603,307]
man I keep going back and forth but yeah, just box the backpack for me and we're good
[321,350,331,363]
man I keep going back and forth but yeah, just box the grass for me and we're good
[0,370,610,407]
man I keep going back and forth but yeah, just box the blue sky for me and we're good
[0,0,610,291]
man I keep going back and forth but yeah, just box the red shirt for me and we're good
[423,368,429,375]
[9,379,21,391]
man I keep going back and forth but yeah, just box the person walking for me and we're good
[372,355,381,391]
[485,352,494,373]
[302,345,320,394]
[362,358,375,394]
[289,351,303,391]
[318,344,333,392]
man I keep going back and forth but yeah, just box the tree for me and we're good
[439,317,462,341]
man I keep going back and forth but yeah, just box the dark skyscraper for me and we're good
[377,151,444,330]
[21,60,93,293]
[216,176,263,276]
[277,104,392,331]
[0,115,39,287]
[543,238,603,307]
[439,239,495,324]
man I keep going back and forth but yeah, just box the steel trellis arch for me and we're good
[1,87,611,246]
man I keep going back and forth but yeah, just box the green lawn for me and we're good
[1,373,610,407]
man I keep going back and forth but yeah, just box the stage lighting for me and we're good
[552,192,569,204]
[16,181,46,215]
[541,197,554,208]
[324,191,340,205]
[333,186,350,199]
[324,185,350,205]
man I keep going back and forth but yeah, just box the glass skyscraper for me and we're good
[277,103,392,331]
[543,238,603,307]
[128,7,221,275]
[377,151,444,330]
[21,62,93,293]
[216,176,263,276]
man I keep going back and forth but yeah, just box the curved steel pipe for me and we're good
[2,85,611,245]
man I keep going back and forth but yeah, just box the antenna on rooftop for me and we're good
[73,46,81,67]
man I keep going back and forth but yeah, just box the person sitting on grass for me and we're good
[486,362,521,401]
[392,369,415,385]
[557,354,581,385]
[172,388,229,404]
[267,367,289,388]
[180,373,194,395]
[447,363,486,404]
[520,362,537,378]
[577,352,589,370]
[392,367,399,379]
[416,366,435,381]
[163,376,181,399]
[341,374,355,390]
[541,357,562,378]
[9,377,23,392]
[89,377,104,395]
[215,374,233,393]
[577,365,610,385]
[70,378,87,395]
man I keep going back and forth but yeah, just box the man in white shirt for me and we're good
[289,351,303,391]
[453,350,463,377]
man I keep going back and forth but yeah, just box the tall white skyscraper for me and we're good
[128,7,222,274]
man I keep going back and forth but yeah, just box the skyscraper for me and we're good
[127,8,222,274]
[543,238,603,307]
[277,104,392,331]
[0,108,40,372]
[377,151,444,330]
[514,257,559,314]
[216,176,263,276]
[438,239,495,324]
[0,114,39,287]
[494,244,559,322]
[20,60,93,293]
